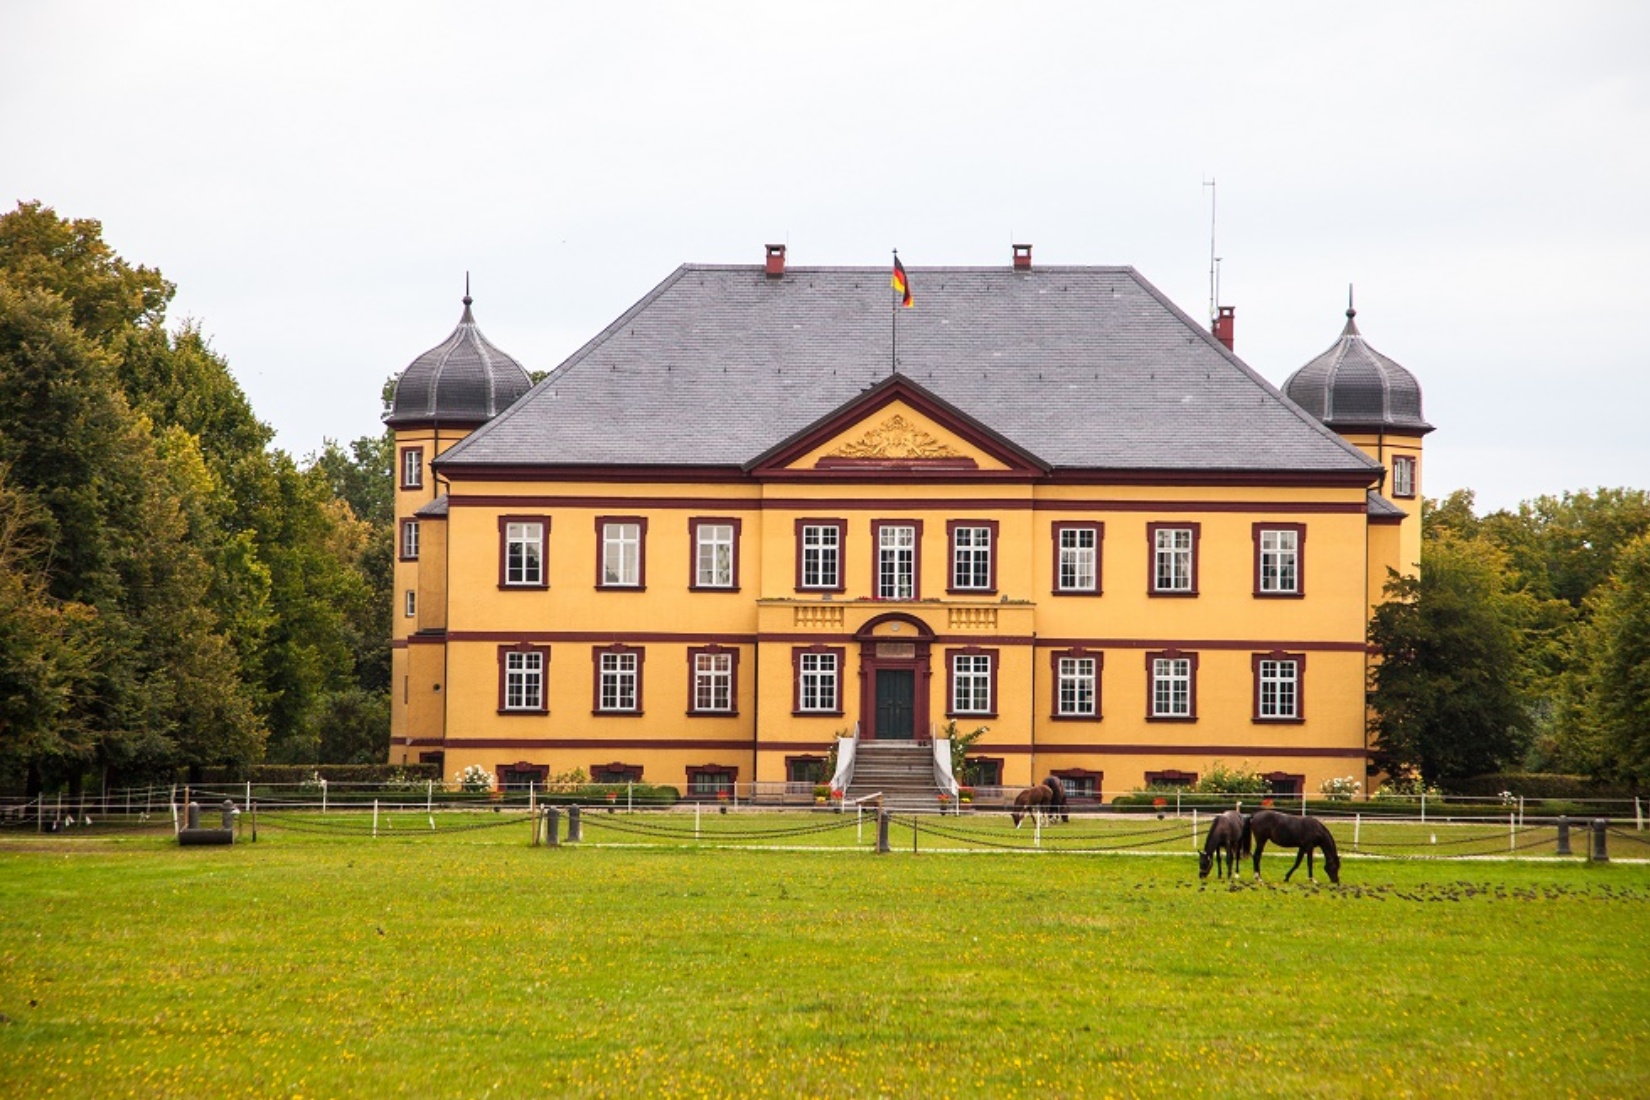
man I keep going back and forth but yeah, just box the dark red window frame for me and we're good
[794,518,848,593]
[1251,650,1307,723]
[591,643,645,716]
[497,514,550,589]
[1051,521,1103,596]
[496,642,550,715]
[688,516,742,592]
[870,518,924,600]
[946,519,1000,595]
[686,644,741,717]
[791,645,847,716]
[1049,647,1103,721]
[1144,648,1199,722]
[595,516,649,590]
[945,646,999,719]
[1146,521,1201,597]
[1252,522,1307,598]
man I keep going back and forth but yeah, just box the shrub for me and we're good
[1319,776,1362,801]
[456,765,495,794]
[1193,761,1268,796]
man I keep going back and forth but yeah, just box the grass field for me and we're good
[2,811,1648,1098]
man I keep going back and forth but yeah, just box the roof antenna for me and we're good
[1202,177,1218,323]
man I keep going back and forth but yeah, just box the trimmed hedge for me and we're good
[191,764,441,785]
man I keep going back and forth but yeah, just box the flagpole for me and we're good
[891,248,899,375]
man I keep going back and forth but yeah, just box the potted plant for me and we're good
[958,786,974,804]
[813,784,831,804]
[1153,796,1167,819]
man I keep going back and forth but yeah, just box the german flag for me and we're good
[891,256,913,308]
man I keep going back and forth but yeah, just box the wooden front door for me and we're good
[874,668,916,740]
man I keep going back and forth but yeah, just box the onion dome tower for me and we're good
[1284,291,1432,588]
[387,283,533,770]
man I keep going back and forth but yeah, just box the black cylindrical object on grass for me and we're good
[1591,818,1609,862]
[1555,816,1571,856]
[568,804,582,843]
[876,810,890,854]
[545,806,561,847]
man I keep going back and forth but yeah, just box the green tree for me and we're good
[1577,535,1650,782]
[1367,535,1533,784]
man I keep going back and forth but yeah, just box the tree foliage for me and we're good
[1368,535,1533,784]
[0,201,391,791]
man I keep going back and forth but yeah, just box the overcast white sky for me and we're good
[4,1,1646,512]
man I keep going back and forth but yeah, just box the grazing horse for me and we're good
[1042,775,1070,824]
[1199,810,1250,880]
[1248,809,1341,884]
[1010,783,1053,828]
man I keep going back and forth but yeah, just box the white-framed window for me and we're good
[950,524,993,591]
[1056,657,1096,717]
[400,519,420,560]
[400,447,423,489]
[503,521,544,586]
[1057,525,1098,592]
[693,651,734,713]
[403,590,416,618]
[1258,658,1299,719]
[504,650,544,711]
[800,523,842,589]
[798,652,839,712]
[694,522,735,588]
[877,524,917,599]
[602,522,642,587]
[598,651,639,712]
[951,654,992,715]
[1151,657,1193,718]
[1153,526,1196,593]
[1392,455,1416,498]
[1258,529,1299,594]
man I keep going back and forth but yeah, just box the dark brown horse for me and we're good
[1199,810,1250,880]
[1248,809,1340,883]
[1010,782,1053,827]
[1010,776,1070,827]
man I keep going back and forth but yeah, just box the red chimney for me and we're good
[1012,243,1032,270]
[764,243,786,278]
[1213,305,1235,351]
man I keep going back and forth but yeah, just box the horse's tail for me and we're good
[1239,814,1253,856]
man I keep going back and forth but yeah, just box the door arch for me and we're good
[855,612,935,741]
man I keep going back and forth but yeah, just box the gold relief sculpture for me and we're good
[828,415,962,459]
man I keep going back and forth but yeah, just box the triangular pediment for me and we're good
[746,375,1048,478]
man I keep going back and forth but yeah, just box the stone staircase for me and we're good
[843,740,949,814]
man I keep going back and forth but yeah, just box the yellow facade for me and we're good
[392,386,1404,799]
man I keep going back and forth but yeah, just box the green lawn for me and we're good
[2,814,1647,1098]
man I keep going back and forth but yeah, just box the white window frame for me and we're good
[951,654,992,715]
[693,651,734,713]
[878,524,917,600]
[504,521,544,586]
[1056,657,1096,717]
[1058,527,1097,592]
[1152,657,1192,718]
[1259,659,1299,719]
[401,448,422,489]
[504,651,544,711]
[695,523,735,588]
[602,522,642,587]
[799,652,838,713]
[951,525,992,591]
[1154,528,1194,593]
[599,651,639,712]
[403,590,416,618]
[801,524,841,589]
[401,520,420,560]
[1259,529,1299,594]
[1393,455,1415,498]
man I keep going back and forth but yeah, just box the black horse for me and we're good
[1043,775,1070,824]
[1009,775,1070,828]
[1248,809,1341,884]
[1198,809,1250,880]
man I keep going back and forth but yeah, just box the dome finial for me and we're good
[462,272,474,322]
[1341,283,1360,336]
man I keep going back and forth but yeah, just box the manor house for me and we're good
[386,245,1430,801]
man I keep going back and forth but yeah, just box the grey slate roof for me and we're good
[438,264,1381,475]
[414,496,450,518]
[1366,491,1407,518]
[386,295,534,427]
[1283,309,1431,435]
